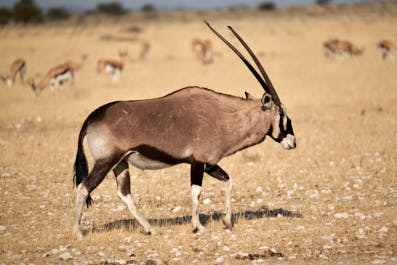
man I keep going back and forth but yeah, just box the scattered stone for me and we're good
[334,213,349,219]
[215,256,224,263]
[234,249,283,260]
[372,260,386,264]
[172,206,181,213]
[203,198,212,205]
[0,226,6,231]
[59,252,73,260]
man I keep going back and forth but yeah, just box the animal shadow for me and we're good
[93,206,301,233]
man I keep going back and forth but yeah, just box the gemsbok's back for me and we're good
[72,21,296,239]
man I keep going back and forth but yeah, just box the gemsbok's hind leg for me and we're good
[191,161,206,233]
[205,164,233,229]
[73,159,115,239]
[113,160,155,235]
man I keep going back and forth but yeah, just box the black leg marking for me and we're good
[205,164,229,181]
[191,161,204,186]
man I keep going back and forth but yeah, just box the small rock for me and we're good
[203,198,212,205]
[334,213,349,219]
[215,256,224,263]
[372,260,386,264]
[59,252,73,260]
[0,226,6,231]
[223,246,230,251]
[172,206,181,213]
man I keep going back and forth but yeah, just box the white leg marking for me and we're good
[191,184,205,232]
[221,179,233,229]
[118,192,155,234]
[114,163,155,235]
[73,183,89,239]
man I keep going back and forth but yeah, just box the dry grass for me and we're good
[0,3,396,264]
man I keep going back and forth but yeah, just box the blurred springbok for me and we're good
[378,40,395,62]
[323,39,364,59]
[192,38,213,65]
[96,50,128,83]
[139,41,150,60]
[28,64,74,96]
[323,39,339,57]
[1,58,26,87]
[72,21,296,239]
[64,54,89,74]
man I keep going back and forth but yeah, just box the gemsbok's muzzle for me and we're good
[281,134,296,150]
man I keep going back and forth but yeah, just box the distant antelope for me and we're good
[72,22,296,239]
[378,40,395,62]
[323,39,364,59]
[192,38,213,65]
[139,41,150,60]
[96,50,128,83]
[28,64,74,96]
[64,54,88,73]
[323,39,339,57]
[1,58,26,87]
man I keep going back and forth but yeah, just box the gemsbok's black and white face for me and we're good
[258,93,296,150]
[275,111,296,150]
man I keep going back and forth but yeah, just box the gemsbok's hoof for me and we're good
[192,225,206,234]
[145,228,157,236]
[73,228,84,240]
[221,216,233,230]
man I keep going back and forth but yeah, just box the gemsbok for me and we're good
[192,38,213,65]
[378,40,395,62]
[96,50,128,83]
[28,64,74,96]
[72,21,296,239]
[1,58,26,87]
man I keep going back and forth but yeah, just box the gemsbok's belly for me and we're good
[127,152,173,170]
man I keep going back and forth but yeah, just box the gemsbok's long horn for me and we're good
[226,26,281,107]
[204,21,281,107]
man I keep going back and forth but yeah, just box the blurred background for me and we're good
[0,0,385,24]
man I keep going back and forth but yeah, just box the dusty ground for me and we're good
[0,3,396,264]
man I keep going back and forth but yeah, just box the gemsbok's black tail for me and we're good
[73,120,93,207]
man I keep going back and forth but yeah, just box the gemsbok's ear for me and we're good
[261,93,272,110]
[244,91,255,100]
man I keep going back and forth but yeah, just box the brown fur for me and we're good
[63,54,88,72]
[1,58,26,86]
[192,38,213,65]
[85,86,273,165]
[323,39,364,57]
[378,40,395,60]
[28,64,74,95]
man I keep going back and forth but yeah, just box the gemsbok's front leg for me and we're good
[113,160,156,235]
[190,161,206,233]
[205,164,233,229]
